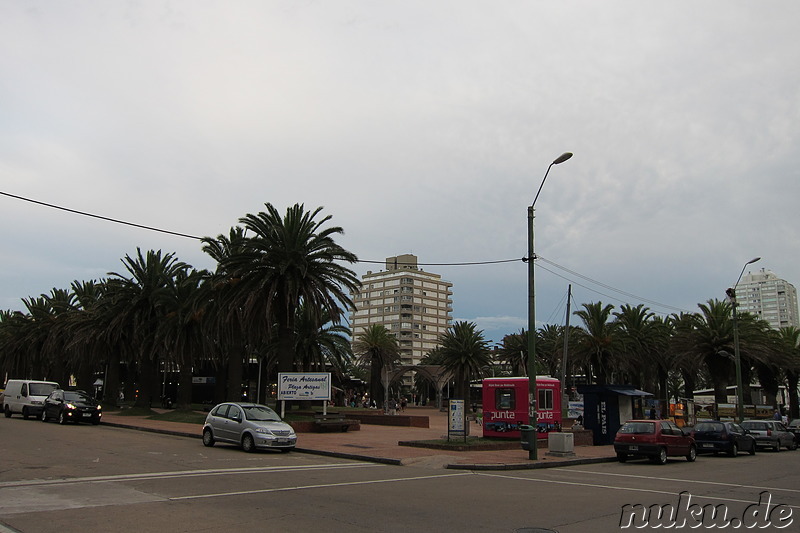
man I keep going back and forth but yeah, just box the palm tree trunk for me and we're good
[177,364,193,409]
[103,351,121,407]
[786,371,799,419]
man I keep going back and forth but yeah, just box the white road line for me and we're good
[0,462,380,489]
[476,472,800,510]
[552,468,800,494]
[169,472,475,501]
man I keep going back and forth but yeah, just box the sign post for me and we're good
[277,373,332,418]
[448,399,467,443]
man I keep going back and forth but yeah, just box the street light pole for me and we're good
[526,151,572,460]
[727,256,761,423]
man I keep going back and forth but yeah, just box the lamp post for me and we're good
[726,257,761,423]
[525,151,573,460]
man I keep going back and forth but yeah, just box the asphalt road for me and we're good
[2,416,799,532]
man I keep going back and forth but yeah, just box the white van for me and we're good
[3,380,60,419]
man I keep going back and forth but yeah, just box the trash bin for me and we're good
[519,424,535,451]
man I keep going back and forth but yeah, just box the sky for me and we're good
[2,1,799,345]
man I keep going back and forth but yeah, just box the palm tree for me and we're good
[106,249,188,409]
[573,302,621,385]
[777,327,800,419]
[202,227,249,402]
[437,321,492,410]
[497,329,528,376]
[353,324,399,408]
[216,204,360,379]
[293,304,353,375]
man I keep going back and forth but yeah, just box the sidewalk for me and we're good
[101,406,616,470]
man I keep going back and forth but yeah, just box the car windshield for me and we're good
[29,383,58,396]
[64,391,90,402]
[618,422,655,434]
[694,422,723,432]
[242,405,281,422]
[742,422,766,430]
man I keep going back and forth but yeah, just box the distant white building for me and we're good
[350,254,453,370]
[736,268,799,329]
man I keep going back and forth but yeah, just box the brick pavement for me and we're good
[101,406,616,470]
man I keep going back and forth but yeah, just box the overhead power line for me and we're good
[1,189,689,312]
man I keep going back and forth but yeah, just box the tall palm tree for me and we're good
[106,249,188,409]
[437,321,492,410]
[293,304,353,375]
[777,327,800,419]
[498,329,528,376]
[353,324,399,407]
[216,204,360,378]
[573,302,621,385]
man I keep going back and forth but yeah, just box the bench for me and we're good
[313,412,351,432]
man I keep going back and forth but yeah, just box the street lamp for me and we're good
[726,256,761,423]
[525,151,573,460]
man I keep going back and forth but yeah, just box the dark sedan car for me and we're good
[691,421,756,456]
[788,419,800,444]
[41,389,102,425]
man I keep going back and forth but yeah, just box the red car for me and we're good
[614,420,697,464]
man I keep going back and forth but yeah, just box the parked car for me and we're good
[202,402,297,453]
[3,380,60,419]
[41,389,102,425]
[740,420,797,451]
[614,419,697,464]
[691,421,756,456]
[788,419,800,444]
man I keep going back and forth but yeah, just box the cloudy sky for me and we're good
[2,1,799,344]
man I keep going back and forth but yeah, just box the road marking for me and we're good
[476,473,800,510]
[0,462,380,489]
[168,472,474,501]
[555,468,800,495]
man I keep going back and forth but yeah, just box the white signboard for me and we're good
[448,399,466,438]
[277,373,331,401]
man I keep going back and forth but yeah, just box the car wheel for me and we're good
[749,441,756,455]
[41,409,48,422]
[3,405,10,418]
[22,407,29,420]
[653,447,668,465]
[773,439,781,452]
[686,445,697,462]
[241,433,255,453]
[58,410,67,425]
[728,443,738,457]
[202,428,215,447]
[616,452,628,463]
[789,440,797,451]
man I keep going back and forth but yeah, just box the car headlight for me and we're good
[96,405,102,411]
[255,427,270,434]
[66,403,76,409]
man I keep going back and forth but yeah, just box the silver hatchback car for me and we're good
[202,402,297,452]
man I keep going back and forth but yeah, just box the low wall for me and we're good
[289,420,361,433]
[347,413,429,428]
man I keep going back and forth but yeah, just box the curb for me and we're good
[446,456,618,470]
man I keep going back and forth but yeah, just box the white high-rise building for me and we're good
[350,254,453,368]
[736,268,799,329]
